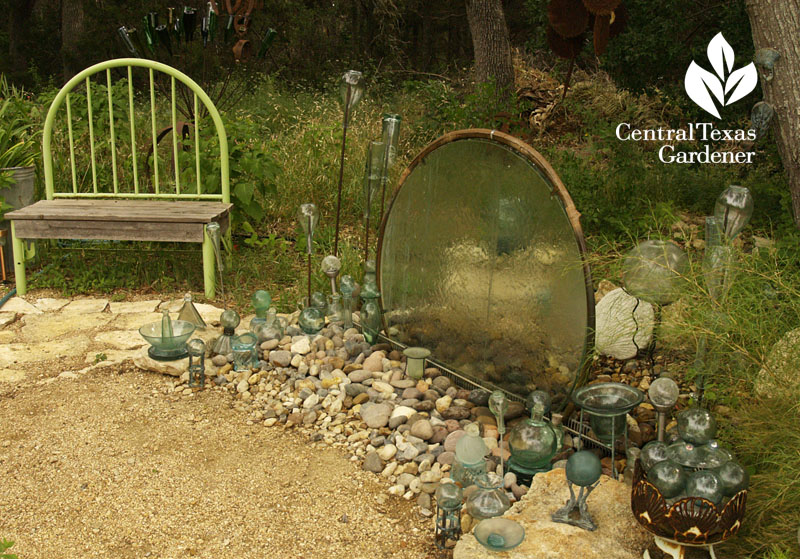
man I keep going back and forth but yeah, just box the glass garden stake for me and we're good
[363,140,385,262]
[298,203,319,302]
[488,390,508,476]
[378,114,401,226]
[333,70,364,256]
[321,255,341,294]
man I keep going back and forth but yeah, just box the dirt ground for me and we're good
[0,362,437,559]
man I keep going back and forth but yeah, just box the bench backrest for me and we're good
[42,58,229,203]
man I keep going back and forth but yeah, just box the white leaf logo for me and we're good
[684,33,758,118]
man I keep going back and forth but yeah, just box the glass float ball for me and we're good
[685,470,724,505]
[641,441,670,472]
[677,406,717,445]
[187,338,206,357]
[622,240,688,305]
[716,460,749,496]
[321,255,341,276]
[339,275,357,297]
[252,290,271,313]
[298,307,324,335]
[435,481,463,509]
[526,389,552,415]
[648,460,687,499]
[565,450,602,487]
[648,377,679,411]
[220,309,241,330]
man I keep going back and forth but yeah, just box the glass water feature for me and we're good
[377,131,593,408]
[139,310,196,361]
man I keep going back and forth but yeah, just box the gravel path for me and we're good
[0,363,435,559]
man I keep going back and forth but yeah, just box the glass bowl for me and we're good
[139,319,196,360]
[473,518,525,552]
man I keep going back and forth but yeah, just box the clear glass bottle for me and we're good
[327,293,344,324]
[508,402,558,476]
[212,309,240,356]
[360,298,382,344]
[232,332,258,371]
[465,473,511,520]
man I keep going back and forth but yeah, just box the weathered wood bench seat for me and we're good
[8,200,231,243]
[8,58,231,298]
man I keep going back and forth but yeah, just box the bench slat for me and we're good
[6,199,233,223]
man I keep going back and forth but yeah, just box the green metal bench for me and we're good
[6,58,231,298]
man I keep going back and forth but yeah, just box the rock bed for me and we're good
[165,314,698,531]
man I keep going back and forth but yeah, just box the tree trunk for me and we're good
[746,0,800,227]
[8,0,38,79]
[61,0,84,82]
[465,0,514,94]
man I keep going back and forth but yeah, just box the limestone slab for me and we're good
[109,300,161,314]
[453,468,650,559]
[109,312,163,330]
[0,331,16,344]
[0,337,90,368]
[132,347,188,377]
[1,297,42,314]
[159,299,224,325]
[19,313,113,343]
[61,299,109,314]
[84,349,136,365]
[0,312,16,329]
[33,298,71,312]
[0,369,27,383]
[94,330,149,350]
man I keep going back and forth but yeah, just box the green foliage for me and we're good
[0,538,17,559]
[0,75,39,190]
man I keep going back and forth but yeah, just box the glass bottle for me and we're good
[465,473,511,520]
[212,309,240,356]
[249,290,272,331]
[360,298,382,344]
[339,275,357,329]
[508,402,558,476]
[187,338,206,388]
[451,423,489,487]
[327,294,344,324]
[232,332,258,371]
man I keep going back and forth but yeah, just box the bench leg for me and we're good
[203,224,216,300]
[11,222,27,296]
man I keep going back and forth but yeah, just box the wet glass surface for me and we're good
[379,137,591,407]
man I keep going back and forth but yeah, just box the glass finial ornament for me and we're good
[648,377,679,442]
[551,450,602,531]
[139,310,196,361]
[451,422,489,487]
[622,240,688,305]
[187,338,206,388]
[465,472,511,520]
[434,482,463,550]
[362,141,385,262]
[178,292,206,330]
[526,389,552,415]
[212,309,240,356]
[488,390,508,475]
[321,255,341,294]
[508,402,559,478]
[249,290,272,331]
[714,185,754,240]
[299,307,324,336]
[232,332,258,371]
[298,203,319,301]
[403,347,430,380]
[333,70,365,256]
[339,274,357,329]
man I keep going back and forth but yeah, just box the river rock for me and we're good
[360,402,392,428]
[410,419,434,441]
[269,350,292,367]
[363,351,385,373]
[362,451,383,473]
